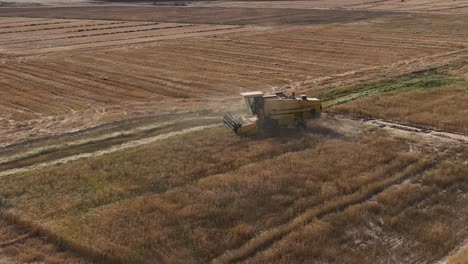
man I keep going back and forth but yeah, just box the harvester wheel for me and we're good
[259,118,279,137]
[296,120,307,129]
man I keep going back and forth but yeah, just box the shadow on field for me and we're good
[263,120,346,140]
[305,124,344,138]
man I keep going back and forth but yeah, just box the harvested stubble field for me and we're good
[0,17,255,56]
[0,2,467,264]
[1,10,468,147]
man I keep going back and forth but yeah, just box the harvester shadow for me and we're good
[256,125,344,140]
[303,125,344,138]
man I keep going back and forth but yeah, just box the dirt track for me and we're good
[0,123,219,178]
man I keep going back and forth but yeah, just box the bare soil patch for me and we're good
[200,0,468,13]
[0,6,390,25]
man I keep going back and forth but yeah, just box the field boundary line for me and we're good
[193,5,468,15]
[296,48,468,93]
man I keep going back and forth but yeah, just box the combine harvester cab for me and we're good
[223,91,321,136]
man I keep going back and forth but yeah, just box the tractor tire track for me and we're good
[0,21,126,36]
[3,23,191,46]
[327,114,468,145]
[212,158,435,264]
[0,123,219,178]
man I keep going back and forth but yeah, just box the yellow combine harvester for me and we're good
[224,91,321,136]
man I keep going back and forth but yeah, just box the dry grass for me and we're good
[243,147,468,264]
[0,127,322,221]
[331,76,468,134]
[0,219,88,264]
[0,128,430,263]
